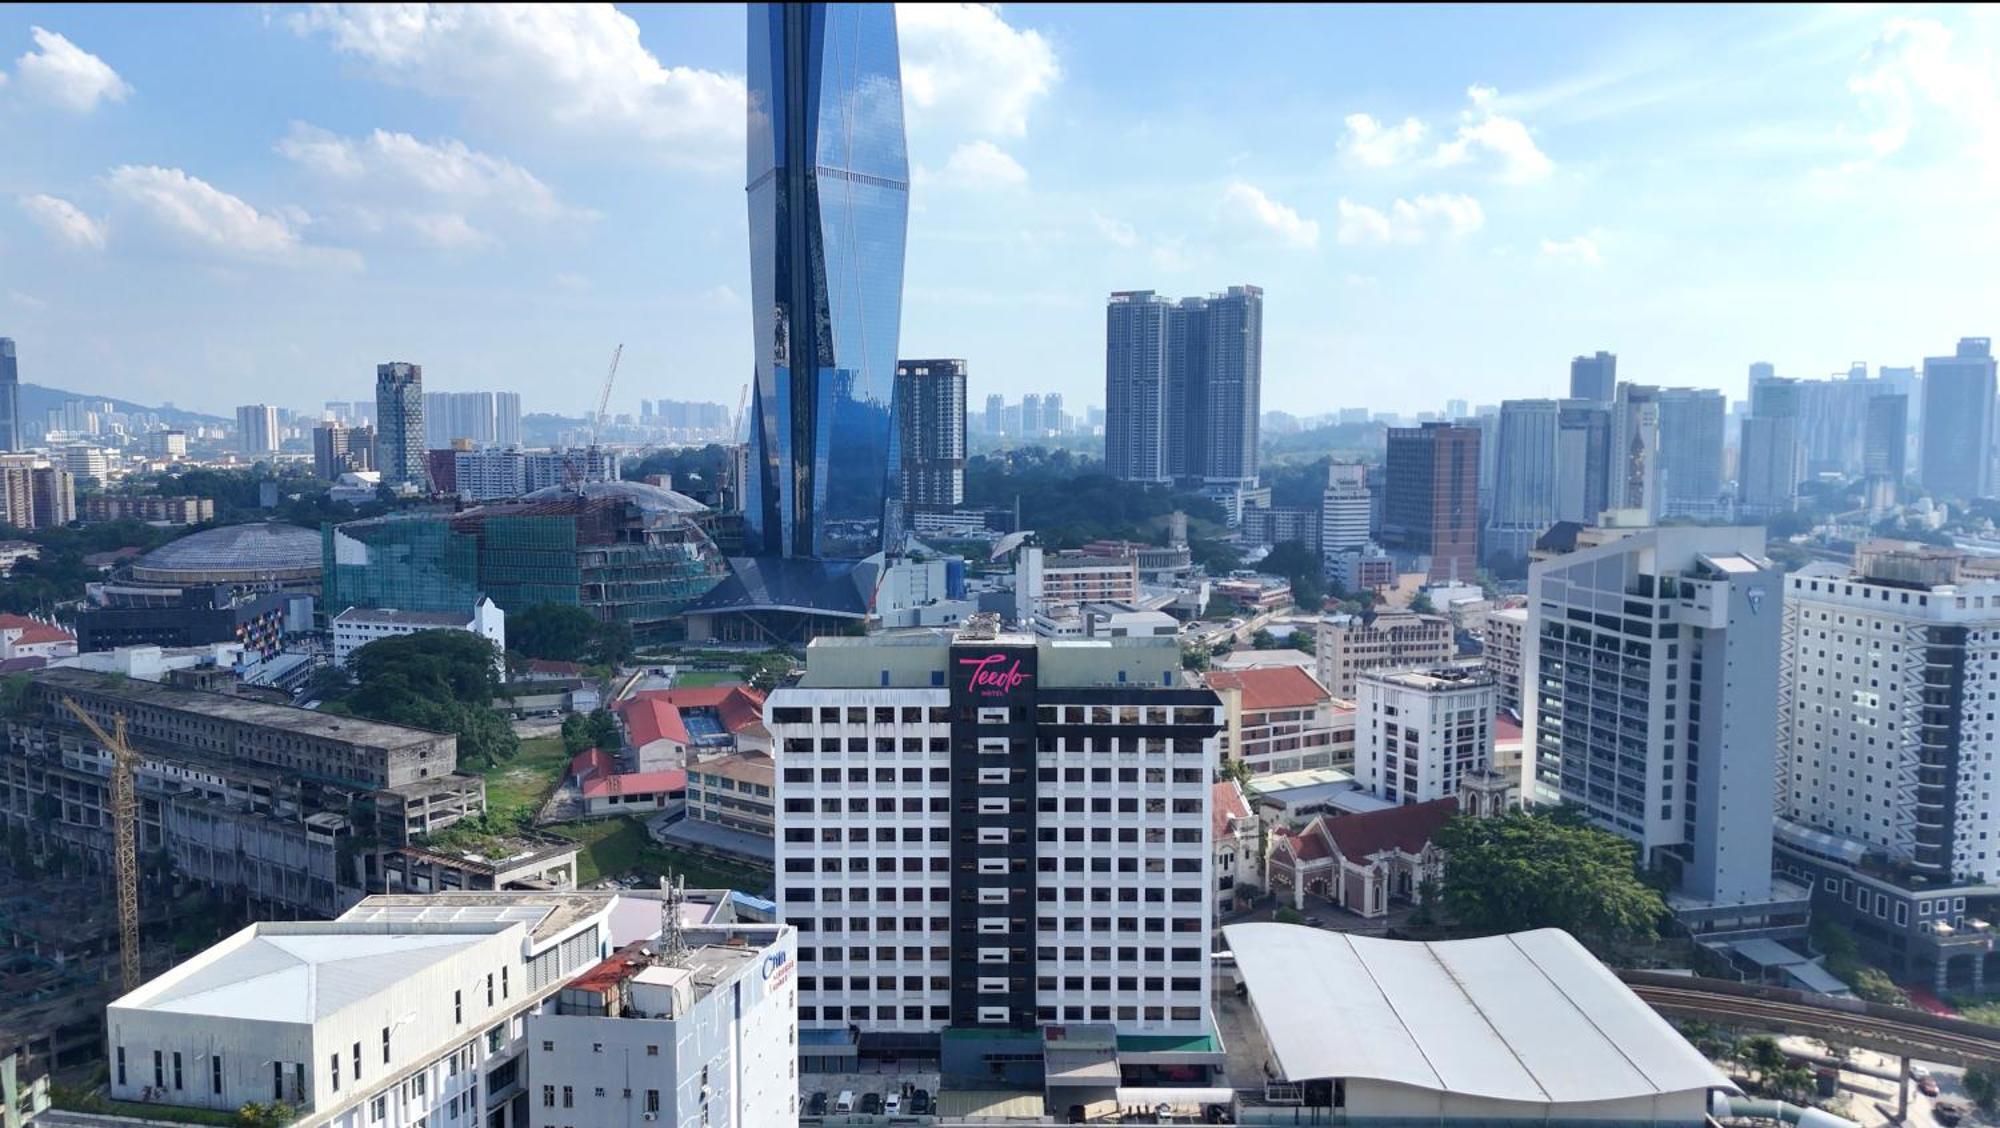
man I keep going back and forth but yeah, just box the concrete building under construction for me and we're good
[325,480,729,644]
[0,668,487,919]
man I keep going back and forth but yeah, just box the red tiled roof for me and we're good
[1315,798,1458,861]
[1206,666,1328,711]
[618,686,769,748]
[1493,712,1523,744]
[0,615,74,646]
[1279,825,1334,862]
[569,747,615,784]
[527,658,586,676]
[581,769,687,800]
[1211,779,1251,840]
[619,697,689,747]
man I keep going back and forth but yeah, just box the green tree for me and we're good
[1410,592,1437,614]
[345,631,518,769]
[1432,809,1666,947]
[509,603,600,663]
[509,602,631,666]
[1965,1069,1999,1111]
[561,709,622,757]
[743,650,796,692]
[1255,539,1325,609]
[1273,907,1304,925]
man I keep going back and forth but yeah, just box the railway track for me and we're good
[1619,971,2000,1066]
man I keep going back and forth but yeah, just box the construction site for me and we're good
[324,479,731,644]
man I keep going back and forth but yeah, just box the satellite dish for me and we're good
[1155,1102,1173,1118]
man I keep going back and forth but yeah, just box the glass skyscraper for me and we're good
[374,361,427,489]
[744,2,908,560]
[0,338,18,452]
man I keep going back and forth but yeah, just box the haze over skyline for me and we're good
[3,3,1999,417]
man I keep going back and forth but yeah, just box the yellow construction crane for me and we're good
[62,699,141,994]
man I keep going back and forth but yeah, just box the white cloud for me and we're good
[1220,181,1320,249]
[897,3,1058,139]
[1846,18,2000,178]
[1091,211,1139,248]
[1433,86,1554,183]
[1336,193,1485,244]
[1341,113,1427,167]
[13,27,130,113]
[279,123,584,216]
[288,4,744,168]
[7,290,48,311]
[921,140,1029,190]
[1539,234,1602,265]
[399,212,494,250]
[19,193,107,250]
[103,165,358,269]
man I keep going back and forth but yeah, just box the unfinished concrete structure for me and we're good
[0,669,486,918]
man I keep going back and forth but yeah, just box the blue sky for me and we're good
[2,4,1998,419]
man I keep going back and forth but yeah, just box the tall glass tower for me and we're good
[0,338,19,452]
[745,2,909,560]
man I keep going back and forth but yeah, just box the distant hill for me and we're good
[20,383,228,429]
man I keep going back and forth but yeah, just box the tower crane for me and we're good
[590,344,623,448]
[61,699,141,993]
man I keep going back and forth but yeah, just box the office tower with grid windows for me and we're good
[374,361,427,488]
[1570,350,1616,402]
[1382,422,1480,582]
[895,359,966,512]
[1921,338,1996,502]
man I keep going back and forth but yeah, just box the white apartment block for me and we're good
[1485,605,1528,714]
[1779,544,2000,884]
[768,623,1224,1074]
[103,891,792,1128]
[1525,522,1784,907]
[1315,610,1456,699]
[1320,463,1371,563]
[1355,665,1495,804]
[332,597,506,667]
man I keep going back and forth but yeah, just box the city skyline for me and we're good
[5,5,1999,417]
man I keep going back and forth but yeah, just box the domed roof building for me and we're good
[129,522,324,590]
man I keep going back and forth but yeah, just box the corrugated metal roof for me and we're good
[1222,923,1731,1104]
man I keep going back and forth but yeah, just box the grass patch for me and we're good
[669,669,744,688]
[546,817,772,895]
[51,1088,243,1125]
[480,735,570,825]
[1954,998,2000,1026]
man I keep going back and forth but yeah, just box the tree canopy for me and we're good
[1432,808,1666,946]
[343,630,518,769]
[562,709,621,757]
[509,603,632,666]
[1255,539,1324,610]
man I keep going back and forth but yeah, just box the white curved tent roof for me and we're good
[1222,923,1731,1105]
